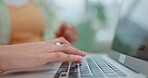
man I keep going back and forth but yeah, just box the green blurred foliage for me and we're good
[73,20,101,52]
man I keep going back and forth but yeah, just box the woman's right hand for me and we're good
[0,37,86,72]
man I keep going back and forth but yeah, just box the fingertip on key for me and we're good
[81,51,87,56]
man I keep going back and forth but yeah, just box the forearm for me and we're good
[0,45,4,74]
[0,45,9,74]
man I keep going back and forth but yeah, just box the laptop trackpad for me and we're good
[0,62,62,78]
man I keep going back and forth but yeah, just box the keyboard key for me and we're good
[93,74,104,77]
[118,73,127,77]
[55,56,127,78]
[61,62,69,67]
[106,73,117,77]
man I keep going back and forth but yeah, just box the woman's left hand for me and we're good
[55,23,78,43]
[0,37,86,72]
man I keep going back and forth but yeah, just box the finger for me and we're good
[59,23,73,35]
[63,30,78,43]
[56,44,86,56]
[56,24,67,36]
[45,40,86,56]
[55,24,67,37]
[55,29,62,37]
[46,37,71,46]
[45,52,82,63]
[62,23,72,29]
[62,25,78,43]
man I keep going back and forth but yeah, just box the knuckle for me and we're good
[60,37,65,40]
[67,55,72,61]
[67,46,78,53]
[75,48,80,52]
[66,55,70,59]
[61,37,67,42]
[74,49,79,53]
[54,52,63,60]
[62,44,69,48]
[63,38,68,42]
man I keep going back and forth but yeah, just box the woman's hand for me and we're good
[55,23,78,43]
[0,37,86,72]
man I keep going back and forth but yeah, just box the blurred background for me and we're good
[49,0,123,52]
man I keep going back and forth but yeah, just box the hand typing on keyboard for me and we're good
[0,37,86,73]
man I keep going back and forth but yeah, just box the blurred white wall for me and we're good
[50,0,123,51]
[52,0,87,25]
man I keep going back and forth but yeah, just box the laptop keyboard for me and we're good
[55,56,127,78]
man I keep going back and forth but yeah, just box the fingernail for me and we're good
[74,55,81,60]
[74,56,82,63]
[81,51,87,56]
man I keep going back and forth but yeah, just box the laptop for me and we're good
[0,0,148,78]
[48,0,148,78]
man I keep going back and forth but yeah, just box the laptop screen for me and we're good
[112,0,148,61]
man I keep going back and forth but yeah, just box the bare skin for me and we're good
[0,37,86,73]
[56,23,78,43]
